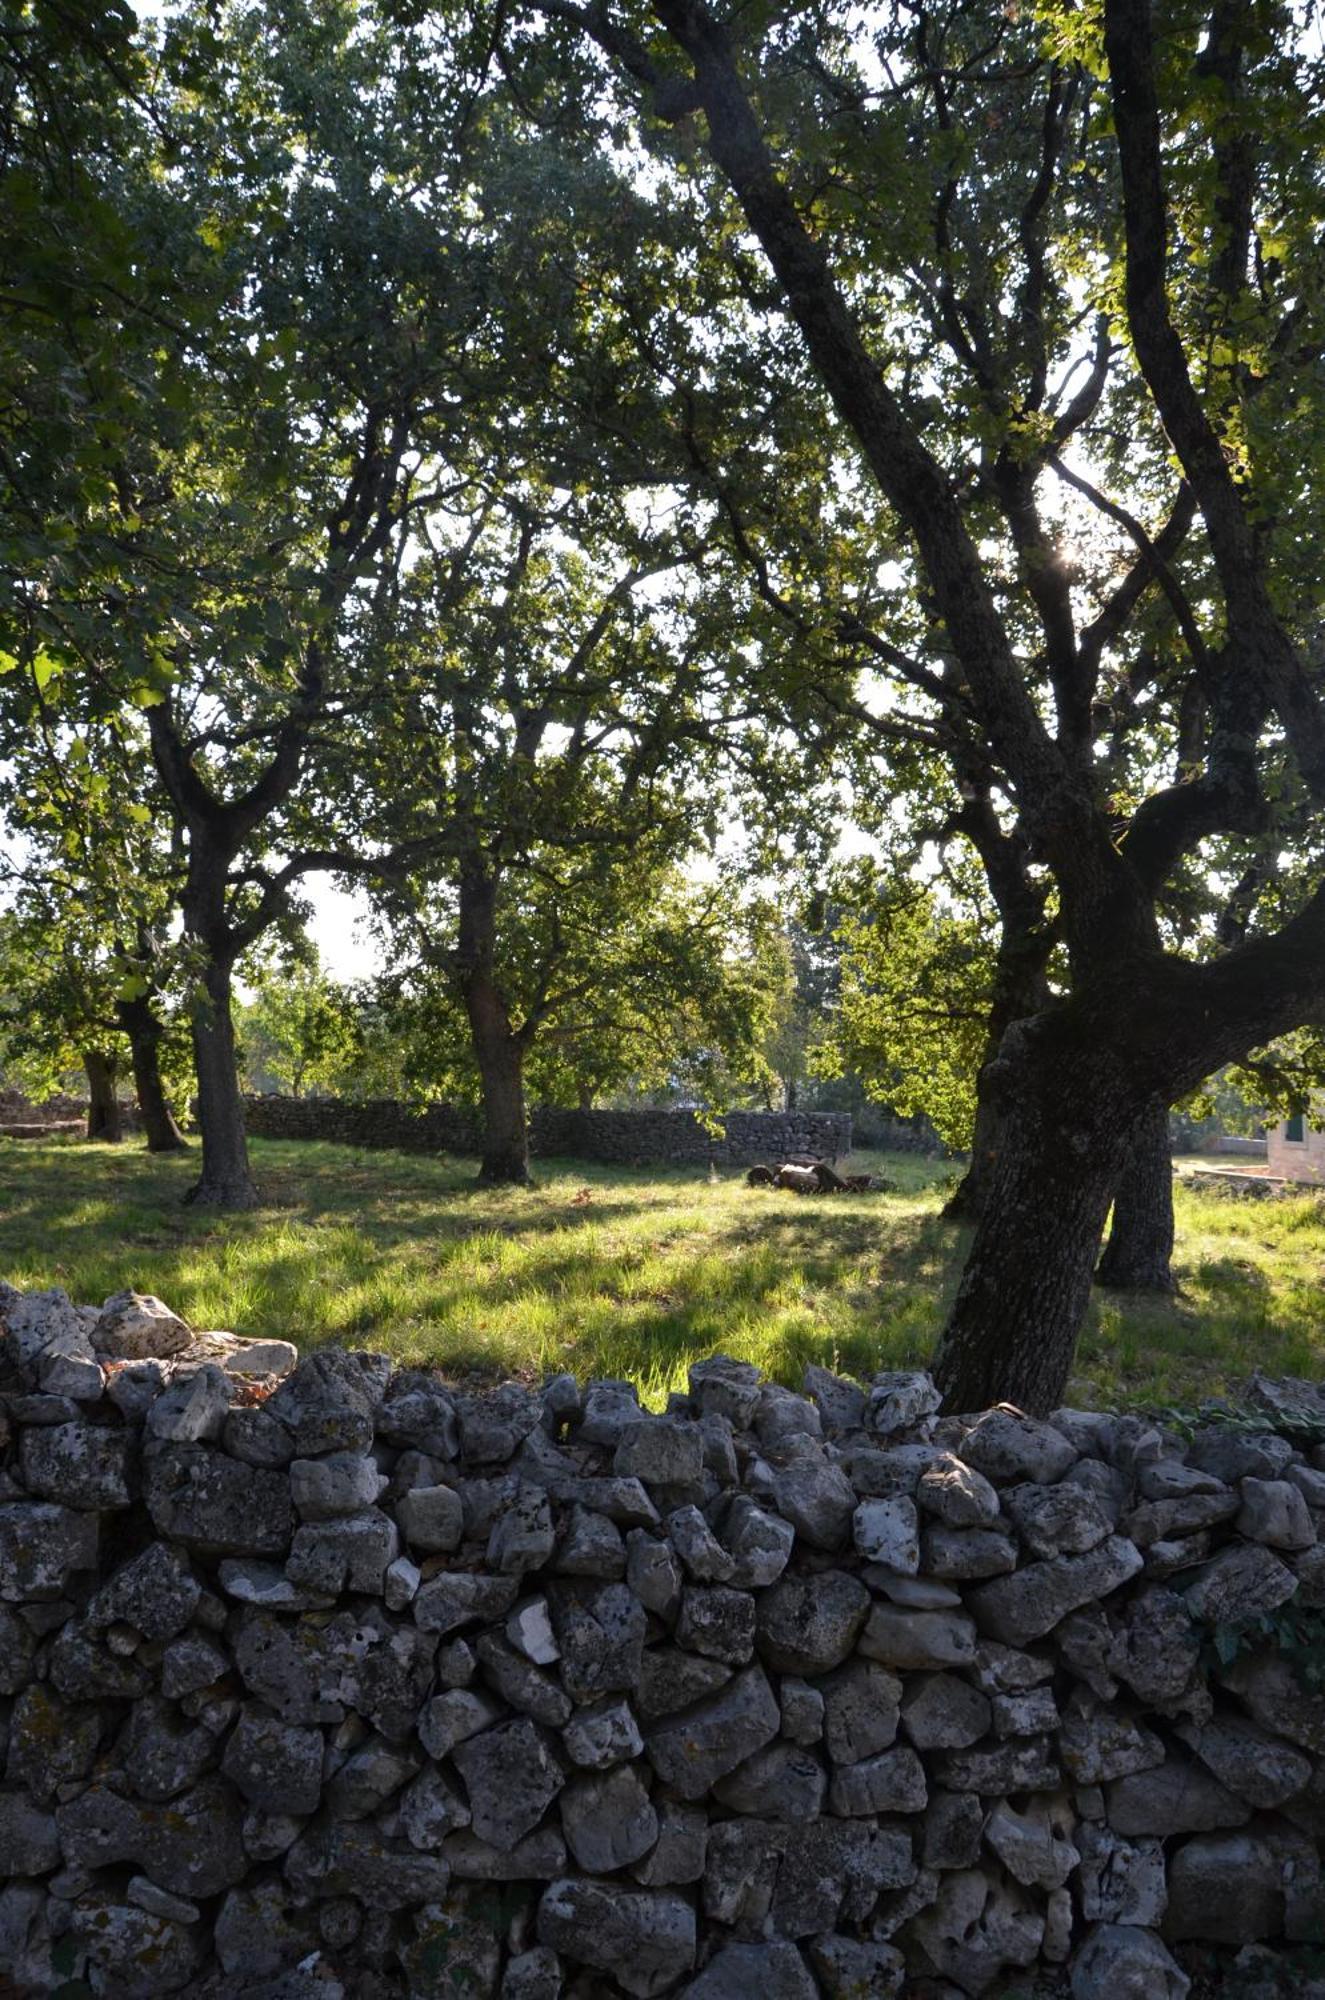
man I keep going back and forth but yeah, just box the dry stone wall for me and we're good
[242,1096,853,1167]
[2,1283,1325,1998]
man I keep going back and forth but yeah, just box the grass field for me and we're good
[1,1135,1321,1410]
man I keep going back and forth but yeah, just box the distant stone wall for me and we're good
[4,1280,1325,1996]
[243,1095,853,1166]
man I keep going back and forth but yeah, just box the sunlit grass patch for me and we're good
[1,1137,1322,1408]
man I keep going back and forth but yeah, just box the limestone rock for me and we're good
[1074,1823,1168,1926]
[828,1744,926,1817]
[1183,1540,1299,1623]
[562,1764,659,1870]
[983,1794,1079,1889]
[853,1494,920,1572]
[19,1420,135,1509]
[756,1569,869,1674]
[56,1776,246,1897]
[0,1499,98,1599]
[93,1290,193,1360]
[1236,1475,1316,1550]
[645,1664,781,1798]
[144,1443,292,1556]
[971,1536,1143,1646]
[906,1865,1045,1993]
[1107,1752,1249,1837]
[146,1365,232,1444]
[772,1457,857,1550]
[859,1602,977,1670]
[1004,1478,1112,1556]
[865,1370,942,1437]
[958,1405,1078,1484]
[538,1878,696,1998]
[682,1941,817,1999]
[451,1718,565,1850]
[713,1740,827,1818]
[916,1451,1001,1527]
[1069,1922,1189,1999]
[821,1660,901,1764]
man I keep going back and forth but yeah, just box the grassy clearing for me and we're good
[0,1136,1321,1408]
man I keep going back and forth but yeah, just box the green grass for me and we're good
[1,1136,1322,1409]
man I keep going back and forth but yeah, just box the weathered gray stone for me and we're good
[900,1672,991,1750]
[1186,1425,1293,1483]
[1059,1711,1165,1784]
[803,1363,867,1435]
[1182,1713,1313,1807]
[859,1602,977,1669]
[922,1789,985,1869]
[677,1583,756,1665]
[377,1374,459,1456]
[1004,1478,1112,1556]
[865,1370,942,1436]
[1107,1753,1249,1836]
[852,1494,920,1572]
[828,1743,926,1815]
[627,1529,682,1612]
[115,1694,216,1800]
[396,1482,464,1551]
[146,1364,232,1443]
[991,1686,1060,1735]
[958,1405,1078,1483]
[820,1659,900,1764]
[0,1498,98,1599]
[213,1877,315,1979]
[1069,1922,1189,1999]
[688,1356,762,1427]
[576,1378,641,1449]
[57,1776,246,1897]
[682,1941,817,2000]
[808,1935,905,1999]
[71,1893,206,1997]
[645,1664,781,1797]
[476,1629,572,1727]
[538,1878,696,1997]
[634,1802,708,1886]
[714,1739,827,1818]
[563,1763,659,1870]
[233,1603,435,1740]
[756,1569,869,1674]
[549,1580,647,1700]
[633,1648,730,1725]
[971,1536,1144,1646]
[772,1457,857,1550]
[0,1788,59,1873]
[556,1501,628,1576]
[1237,1475,1316,1550]
[916,1451,1002,1527]
[283,1819,450,1907]
[780,1675,825,1746]
[562,1695,642,1768]
[222,1706,324,1814]
[289,1449,385,1520]
[19,1421,133,1509]
[502,1945,562,2000]
[921,1523,1019,1578]
[669,1503,737,1582]
[222,1404,296,1467]
[265,1347,390,1456]
[414,1569,519,1634]
[1220,1648,1325,1754]
[397,1765,472,1848]
[93,1290,192,1360]
[6,1683,104,1796]
[325,1731,419,1818]
[906,1865,1045,1992]
[88,1542,199,1640]
[1184,1540,1299,1623]
[451,1717,565,1849]
[935,1735,1061,1793]
[1163,1829,1285,1943]
[2,1285,93,1365]
[1075,1823,1168,1925]
[615,1417,705,1493]
[754,1382,823,1449]
[984,1794,1079,1889]
[444,1825,568,1879]
[144,1444,292,1556]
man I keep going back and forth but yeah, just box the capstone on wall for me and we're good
[242,1096,854,1166]
[2,1282,1325,1998]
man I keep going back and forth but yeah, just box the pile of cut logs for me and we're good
[746,1155,880,1193]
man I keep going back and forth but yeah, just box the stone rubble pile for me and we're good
[2,1283,1325,1997]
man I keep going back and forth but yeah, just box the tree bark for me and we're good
[117,995,189,1153]
[83,1050,123,1143]
[469,985,531,1184]
[1097,1098,1176,1292]
[186,956,260,1208]
[944,1076,1003,1222]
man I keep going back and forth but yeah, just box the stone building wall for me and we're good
[243,1096,854,1167]
[2,1281,1325,1997]
[1267,1109,1325,1184]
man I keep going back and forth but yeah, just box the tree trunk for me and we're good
[469,990,531,1184]
[117,995,189,1153]
[943,1071,1004,1222]
[931,1013,1140,1416]
[83,1050,123,1143]
[186,957,260,1208]
[1097,1099,1176,1293]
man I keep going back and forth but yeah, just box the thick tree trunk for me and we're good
[943,1075,1003,1222]
[186,958,260,1208]
[83,1051,123,1143]
[117,995,189,1153]
[469,995,531,1185]
[1097,1099,1176,1293]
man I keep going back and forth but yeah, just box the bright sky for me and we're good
[305,881,382,982]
